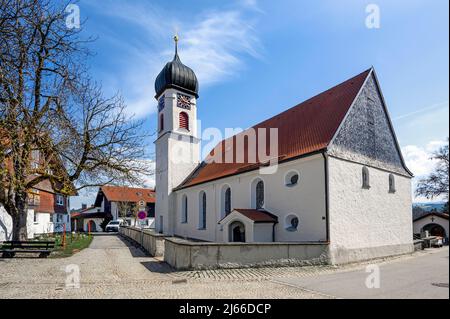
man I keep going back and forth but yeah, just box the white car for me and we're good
[105,220,125,232]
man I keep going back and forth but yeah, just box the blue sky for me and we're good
[71,0,449,208]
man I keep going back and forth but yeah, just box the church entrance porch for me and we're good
[422,223,446,238]
[218,209,278,243]
[229,221,245,242]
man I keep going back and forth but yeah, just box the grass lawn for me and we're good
[37,233,93,258]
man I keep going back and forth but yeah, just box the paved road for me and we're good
[273,248,449,299]
[0,234,448,299]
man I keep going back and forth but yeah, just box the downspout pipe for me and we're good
[322,151,330,243]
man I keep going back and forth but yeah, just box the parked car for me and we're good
[105,220,124,232]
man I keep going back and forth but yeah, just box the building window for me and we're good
[256,180,264,209]
[199,191,206,229]
[56,194,64,206]
[179,112,189,130]
[224,187,231,216]
[389,174,396,193]
[56,214,63,223]
[285,215,299,232]
[159,114,164,132]
[182,195,188,223]
[362,167,370,189]
[285,171,299,187]
[33,213,38,223]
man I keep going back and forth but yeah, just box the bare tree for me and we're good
[415,138,449,204]
[1,0,152,240]
[117,201,139,226]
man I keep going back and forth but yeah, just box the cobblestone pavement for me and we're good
[0,234,446,299]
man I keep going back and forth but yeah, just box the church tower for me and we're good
[154,35,200,235]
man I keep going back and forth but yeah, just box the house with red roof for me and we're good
[1,146,75,241]
[153,42,414,264]
[71,186,156,232]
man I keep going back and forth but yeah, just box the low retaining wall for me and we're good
[119,227,165,257]
[164,237,330,270]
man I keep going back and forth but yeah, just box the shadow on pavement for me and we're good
[140,260,175,274]
[116,235,148,258]
[115,234,177,273]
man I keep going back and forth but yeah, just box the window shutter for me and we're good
[179,112,189,130]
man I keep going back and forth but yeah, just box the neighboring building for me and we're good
[154,41,414,264]
[71,186,156,232]
[413,211,449,242]
[70,205,105,233]
[0,150,74,241]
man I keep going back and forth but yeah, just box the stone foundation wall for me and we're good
[164,237,330,270]
[119,226,165,257]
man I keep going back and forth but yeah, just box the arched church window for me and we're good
[224,187,231,215]
[179,112,189,130]
[362,166,370,189]
[256,180,264,209]
[199,191,206,229]
[389,174,396,193]
[159,114,164,132]
[181,195,188,223]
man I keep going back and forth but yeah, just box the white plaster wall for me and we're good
[328,157,413,253]
[254,223,274,242]
[32,212,54,235]
[174,154,327,243]
[413,216,449,238]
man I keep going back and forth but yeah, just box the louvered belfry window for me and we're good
[179,112,189,130]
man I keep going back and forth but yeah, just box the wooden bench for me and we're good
[0,241,55,258]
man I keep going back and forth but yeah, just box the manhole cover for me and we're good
[431,283,449,288]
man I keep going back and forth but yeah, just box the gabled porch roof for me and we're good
[218,209,278,225]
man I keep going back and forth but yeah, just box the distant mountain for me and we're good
[413,202,446,212]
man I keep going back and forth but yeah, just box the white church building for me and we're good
[154,39,414,264]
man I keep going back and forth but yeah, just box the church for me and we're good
[154,37,414,264]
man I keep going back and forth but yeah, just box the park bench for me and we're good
[0,240,55,258]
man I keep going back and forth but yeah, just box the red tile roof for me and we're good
[100,186,156,203]
[231,209,278,223]
[177,69,371,189]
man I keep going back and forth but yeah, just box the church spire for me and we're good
[173,34,180,61]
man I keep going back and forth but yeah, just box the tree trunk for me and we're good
[12,194,29,241]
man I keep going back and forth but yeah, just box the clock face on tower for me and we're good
[177,93,192,110]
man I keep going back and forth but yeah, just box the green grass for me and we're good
[37,233,93,258]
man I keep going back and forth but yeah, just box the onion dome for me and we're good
[154,35,199,98]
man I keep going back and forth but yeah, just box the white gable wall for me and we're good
[328,157,413,264]
[174,154,328,243]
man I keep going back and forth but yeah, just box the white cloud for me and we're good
[402,140,446,177]
[84,1,262,119]
[402,140,447,203]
